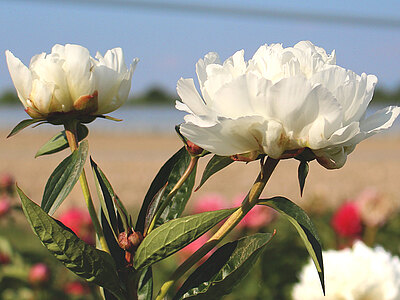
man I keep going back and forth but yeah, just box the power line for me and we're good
[5,0,400,29]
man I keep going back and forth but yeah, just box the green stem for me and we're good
[145,156,199,236]
[64,120,110,253]
[156,157,279,300]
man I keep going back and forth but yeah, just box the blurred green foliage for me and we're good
[0,86,400,106]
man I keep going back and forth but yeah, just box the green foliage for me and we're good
[133,209,235,270]
[41,141,88,215]
[196,155,234,191]
[7,119,45,138]
[126,87,177,106]
[17,187,126,299]
[297,161,309,197]
[174,233,274,300]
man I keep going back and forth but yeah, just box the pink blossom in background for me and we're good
[29,263,50,285]
[179,233,213,263]
[192,194,227,214]
[0,173,14,191]
[331,202,363,239]
[64,281,91,296]
[58,208,95,245]
[234,195,275,230]
[0,195,11,217]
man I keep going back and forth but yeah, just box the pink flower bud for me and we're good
[0,196,11,217]
[29,263,50,285]
[58,208,95,245]
[331,202,362,238]
[0,173,14,190]
[64,281,90,296]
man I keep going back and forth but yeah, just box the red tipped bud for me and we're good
[118,232,133,251]
[186,141,204,156]
[128,231,143,247]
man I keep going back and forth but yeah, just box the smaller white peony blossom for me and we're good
[292,241,400,300]
[176,41,400,169]
[6,44,139,119]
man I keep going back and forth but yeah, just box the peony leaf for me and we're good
[17,187,126,299]
[196,155,234,191]
[174,233,274,300]
[297,161,309,197]
[41,140,88,215]
[35,124,89,157]
[7,118,45,138]
[133,209,235,270]
[138,267,153,300]
[258,197,325,294]
[136,147,196,233]
[143,184,168,235]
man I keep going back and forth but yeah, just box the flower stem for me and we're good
[155,157,279,300]
[146,156,199,236]
[64,120,110,253]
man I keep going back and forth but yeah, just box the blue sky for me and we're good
[1,0,400,95]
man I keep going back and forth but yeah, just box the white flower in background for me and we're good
[6,44,138,119]
[292,241,400,300]
[176,41,400,169]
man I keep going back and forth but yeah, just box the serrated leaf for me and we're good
[136,147,196,233]
[17,187,126,299]
[196,155,234,191]
[258,197,325,294]
[7,118,45,138]
[298,161,309,196]
[35,124,89,157]
[133,209,235,270]
[41,140,88,215]
[138,267,153,300]
[174,233,274,300]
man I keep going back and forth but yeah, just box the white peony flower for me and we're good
[6,44,138,119]
[176,41,400,169]
[292,241,400,300]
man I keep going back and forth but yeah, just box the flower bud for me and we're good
[128,231,143,248]
[331,202,362,239]
[118,232,133,251]
[0,196,11,217]
[0,173,14,192]
[186,140,204,156]
[29,263,51,286]
[64,281,90,296]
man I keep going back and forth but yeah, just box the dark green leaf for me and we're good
[138,267,153,300]
[35,124,89,157]
[144,184,168,234]
[174,233,274,300]
[7,118,45,138]
[17,187,126,299]
[133,209,235,270]
[41,140,88,215]
[297,161,309,196]
[91,157,119,240]
[196,155,234,191]
[258,197,325,294]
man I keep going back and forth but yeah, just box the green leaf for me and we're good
[41,140,88,215]
[174,233,274,300]
[35,124,89,157]
[196,155,234,191]
[17,187,126,299]
[138,267,153,300]
[7,118,45,138]
[297,161,309,196]
[133,209,235,270]
[258,197,325,294]
[144,184,168,234]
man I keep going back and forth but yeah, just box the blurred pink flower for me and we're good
[179,233,212,263]
[234,195,275,230]
[58,208,95,245]
[192,193,227,214]
[29,263,50,285]
[64,281,91,296]
[355,188,395,228]
[0,195,11,217]
[0,173,14,191]
[331,202,362,239]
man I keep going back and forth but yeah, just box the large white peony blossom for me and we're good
[176,41,400,169]
[292,241,400,300]
[6,44,138,119]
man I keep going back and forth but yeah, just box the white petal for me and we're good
[30,79,55,114]
[196,52,220,90]
[5,50,32,107]
[360,106,400,136]
[314,146,348,169]
[177,78,211,117]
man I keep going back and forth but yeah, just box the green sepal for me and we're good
[41,140,88,215]
[298,160,309,196]
[174,233,274,300]
[258,197,325,294]
[133,209,235,270]
[196,155,234,191]
[17,186,126,299]
[35,124,89,157]
[7,118,45,138]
